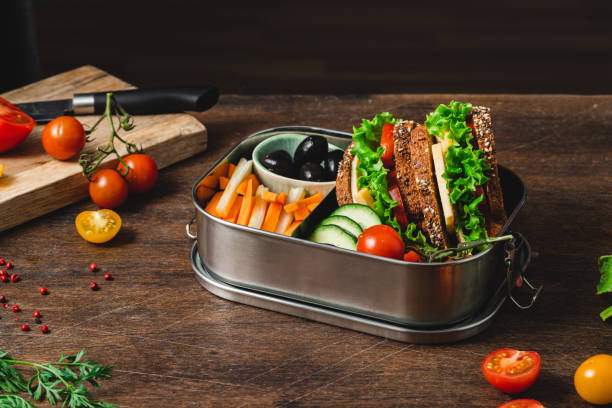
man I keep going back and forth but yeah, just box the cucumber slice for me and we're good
[320,215,362,239]
[309,225,357,250]
[330,204,382,230]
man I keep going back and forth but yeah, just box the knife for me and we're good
[15,86,220,124]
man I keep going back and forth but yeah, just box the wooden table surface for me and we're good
[0,94,610,407]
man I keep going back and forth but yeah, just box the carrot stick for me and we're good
[219,176,230,190]
[228,163,237,178]
[198,174,218,189]
[236,174,260,195]
[283,192,323,213]
[261,202,283,232]
[307,202,319,212]
[293,205,310,221]
[262,190,278,202]
[196,185,216,205]
[276,192,287,205]
[237,180,255,225]
[224,196,243,223]
[283,220,302,236]
[204,191,224,217]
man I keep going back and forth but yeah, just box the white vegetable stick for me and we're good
[216,158,252,218]
[248,185,269,229]
[274,187,306,234]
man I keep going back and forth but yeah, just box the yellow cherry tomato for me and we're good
[574,354,612,405]
[75,209,122,244]
[0,163,5,178]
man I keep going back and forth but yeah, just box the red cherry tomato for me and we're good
[403,251,423,263]
[41,116,86,160]
[482,349,541,394]
[116,154,158,194]
[380,122,394,169]
[497,399,543,408]
[0,97,36,153]
[357,225,404,260]
[89,169,129,209]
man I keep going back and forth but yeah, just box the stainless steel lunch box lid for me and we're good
[188,126,542,336]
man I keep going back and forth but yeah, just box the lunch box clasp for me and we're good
[186,217,197,240]
[504,232,543,310]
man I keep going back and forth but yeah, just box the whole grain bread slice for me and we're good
[335,143,354,206]
[471,106,507,237]
[395,122,449,249]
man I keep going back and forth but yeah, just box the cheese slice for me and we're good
[350,156,360,202]
[355,188,375,207]
[431,143,456,235]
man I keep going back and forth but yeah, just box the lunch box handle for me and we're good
[504,232,543,310]
[186,217,198,240]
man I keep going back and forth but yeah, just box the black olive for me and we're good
[323,150,344,179]
[262,150,294,178]
[298,162,325,181]
[293,136,328,168]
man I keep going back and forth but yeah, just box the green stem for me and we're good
[3,361,74,392]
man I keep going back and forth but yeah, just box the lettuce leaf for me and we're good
[350,113,400,232]
[425,101,490,242]
[601,306,612,322]
[597,255,612,295]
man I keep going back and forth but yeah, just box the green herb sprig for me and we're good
[0,350,115,408]
[597,255,612,321]
[416,234,513,263]
[78,92,141,180]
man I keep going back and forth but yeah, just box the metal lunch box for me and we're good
[187,126,542,339]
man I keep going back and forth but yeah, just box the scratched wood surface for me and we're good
[0,66,207,232]
[0,94,610,407]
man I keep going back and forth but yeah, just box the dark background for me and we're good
[3,0,612,94]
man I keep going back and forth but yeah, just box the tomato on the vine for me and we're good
[497,399,543,408]
[89,169,128,209]
[0,97,36,153]
[482,349,541,394]
[116,154,158,194]
[41,116,86,160]
[75,209,121,243]
[574,354,612,405]
[356,225,404,260]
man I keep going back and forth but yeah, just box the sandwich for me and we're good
[335,101,507,250]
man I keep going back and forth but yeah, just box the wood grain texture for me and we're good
[0,66,207,232]
[0,94,610,407]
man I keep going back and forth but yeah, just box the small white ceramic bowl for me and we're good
[252,133,343,196]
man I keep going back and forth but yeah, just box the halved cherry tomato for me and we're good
[116,153,158,194]
[0,97,36,153]
[497,399,543,408]
[574,354,612,405]
[357,225,404,260]
[41,116,86,160]
[89,169,129,209]
[403,251,423,263]
[482,349,541,394]
[75,209,122,243]
[380,122,394,169]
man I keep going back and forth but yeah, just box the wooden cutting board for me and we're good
[0,65,207,232]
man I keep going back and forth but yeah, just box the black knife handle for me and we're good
[81,86,220,115]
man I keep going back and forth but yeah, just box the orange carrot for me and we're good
[219,176,230,190]
[213,162,229,178]
[276,192,287,205]
[293,205,310,221]
[283,220,302,236]
[204,191,224,217]
[224,196,243,223]
[262,190,278,202]
[198,174,218,189]
[196,185,216,205]
[236,174,260,195]
[261,202,283,232]
[307,202,319,212]
[228,163,237,178]
[237,180,255,225]
[283,192,323,213]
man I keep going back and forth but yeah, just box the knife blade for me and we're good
[15,86,220,124]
